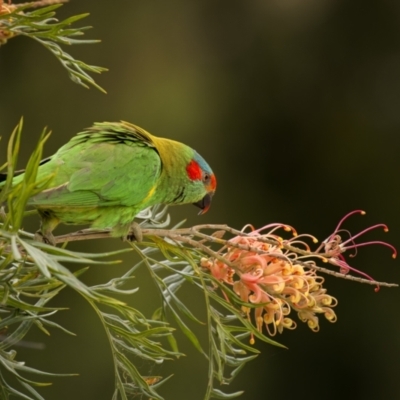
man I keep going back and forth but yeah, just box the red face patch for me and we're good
[210,173,217,191]
[186,160,203,181]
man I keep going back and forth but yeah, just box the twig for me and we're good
[1,0,67,13]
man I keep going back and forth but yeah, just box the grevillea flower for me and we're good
[201,224,338,339]
[201,212,396,339]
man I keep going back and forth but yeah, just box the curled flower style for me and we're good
[201,225,338,338]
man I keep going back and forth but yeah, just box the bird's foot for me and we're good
[123,222,143,242]
[34,230,56,246]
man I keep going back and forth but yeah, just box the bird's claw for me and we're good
[123,222,143,242]
[34,230,56,246]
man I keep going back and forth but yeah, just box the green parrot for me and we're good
[0,121,217,245]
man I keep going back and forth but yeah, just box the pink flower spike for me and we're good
[202,224,339,338]
[343,241,397,259]
[340,224,389,247]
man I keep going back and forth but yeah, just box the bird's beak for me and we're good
[193,192,213,215]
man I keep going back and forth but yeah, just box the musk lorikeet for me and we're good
[0,121,217,245]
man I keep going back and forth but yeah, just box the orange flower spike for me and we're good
[201,222,340,337]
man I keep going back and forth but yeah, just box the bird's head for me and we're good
[184,151,217,215]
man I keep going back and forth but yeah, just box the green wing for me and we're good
[29,122,162,209]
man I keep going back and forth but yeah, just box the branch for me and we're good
[51,224,399,288]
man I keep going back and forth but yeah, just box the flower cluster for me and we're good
[201,224,338,338]
[201,211,397,339]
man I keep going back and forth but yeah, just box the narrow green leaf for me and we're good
[169,306,205,356]
[211,388,244,399]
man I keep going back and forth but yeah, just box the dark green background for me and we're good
[1,1,400,399]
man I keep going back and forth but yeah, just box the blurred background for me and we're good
[1,0,400,399]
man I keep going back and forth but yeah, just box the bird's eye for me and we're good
[203,173,210,184]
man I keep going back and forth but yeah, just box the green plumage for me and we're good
[3,121,216,243]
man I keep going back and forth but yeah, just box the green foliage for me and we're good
[133,241,284,399]
[0,2,107,92]
[0,121,281,399]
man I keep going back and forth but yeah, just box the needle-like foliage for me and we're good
[0,121,183,399]
[0,1,107,92]
[0,121,285,399]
